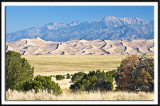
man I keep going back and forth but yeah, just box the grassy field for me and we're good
[22,55,128,76]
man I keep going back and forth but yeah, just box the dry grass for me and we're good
[6,89,154,100]
[52,77,73,89]
[22,55,127,76]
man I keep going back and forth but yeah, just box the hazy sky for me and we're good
[6,6,154,33]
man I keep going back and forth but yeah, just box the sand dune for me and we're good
[6,37,154,55]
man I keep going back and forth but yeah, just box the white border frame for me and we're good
[1,2,158,105]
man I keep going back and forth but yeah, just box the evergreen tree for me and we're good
[6,51,34,90]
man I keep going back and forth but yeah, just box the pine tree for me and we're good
[6,51,34,90]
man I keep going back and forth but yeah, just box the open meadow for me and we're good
[22,55,128,76]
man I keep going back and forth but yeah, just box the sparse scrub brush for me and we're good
[66,73,71,79]
[56,75,65,80]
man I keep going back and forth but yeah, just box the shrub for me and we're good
[70,70,114,92]
[66,73,70,79]
[115,55,154,92]
[56,75,65,80]
[6,51,34,90]
[23,75,62,95]
[71,71,86,83]
[106,70,117,82]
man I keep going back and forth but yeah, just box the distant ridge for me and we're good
[6,16,154,42]
[6,37,154,55]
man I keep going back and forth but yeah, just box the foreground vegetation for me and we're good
[6,89,154,100]
[6,51,62,96]
[6,51,154,100]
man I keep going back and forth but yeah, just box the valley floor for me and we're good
[22,55,128,76]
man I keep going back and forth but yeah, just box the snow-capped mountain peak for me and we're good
[45,22,66,29]
[70,20,80,26]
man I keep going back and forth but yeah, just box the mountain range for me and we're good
[6,16,154,42]
[6,37,154,55]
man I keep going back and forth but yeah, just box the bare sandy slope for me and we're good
[6,37,154,55]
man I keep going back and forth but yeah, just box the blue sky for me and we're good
[6,6,154,33]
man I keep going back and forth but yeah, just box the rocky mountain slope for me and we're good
[6,37,154,55]
[6,16,154,42]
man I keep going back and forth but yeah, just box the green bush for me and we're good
[71,71,86,83]
[66,73,70,79]
[6,51,34,90]
[56,75,65,80]
[106,70,117,82]
[23,75,62,95]
[115,55,154,92]
[70,70,114,92]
